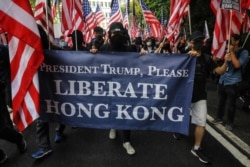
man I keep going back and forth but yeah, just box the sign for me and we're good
[220,0,241,11]
[38,50,196,135]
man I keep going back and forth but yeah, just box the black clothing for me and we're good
[0,44,24,157]
[99,43,136,52]
[99,42,136,143]
[191,54,212,103]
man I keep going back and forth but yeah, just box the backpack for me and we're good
[237,48,250,96]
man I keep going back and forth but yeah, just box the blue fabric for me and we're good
[38,50,196,135]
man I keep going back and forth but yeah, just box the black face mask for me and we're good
[193,41,203,51]
[110,33,124,48]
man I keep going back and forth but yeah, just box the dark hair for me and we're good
[232,34,241,41]
[94,26,104,34]
[231,34,242,46]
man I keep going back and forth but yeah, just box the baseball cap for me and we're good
[109,22,124,33]
[189,31,205,41]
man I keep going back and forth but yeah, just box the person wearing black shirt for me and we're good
[91,22,136,155]
[0,44,27,164]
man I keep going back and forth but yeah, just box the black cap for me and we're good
[68,30,83,38]
[109,22,124,33]
[189,31,205,41]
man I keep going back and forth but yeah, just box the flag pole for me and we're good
[45,0,51,50]
[227,10,233,52]
[188,5,192,35]
[242,31,250,48]
[72,0,78,51]
[139,0,146,33]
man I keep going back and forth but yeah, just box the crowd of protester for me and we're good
[0,22,249,165]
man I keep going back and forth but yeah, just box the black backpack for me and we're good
[237,48,250,96]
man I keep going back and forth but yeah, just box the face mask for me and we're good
[60,41,67,47]
[110,34,124,48]
[193,41,203,51]
[146,42,152,47]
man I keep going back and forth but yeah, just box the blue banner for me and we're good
[38,50,196,135]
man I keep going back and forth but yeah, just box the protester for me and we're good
[133,37,143,52]
[180,31,212,164]
[154,38,172,54]
[177,37,187,53]
[59,35,69,49]
[90,22,136,155]
[0,44,27,164]
[32,25,66,159]
[139,37,156,54]
[181,31,242,163]
[69,30,87,51]
[212,34,249,131]
[88,26,105,51]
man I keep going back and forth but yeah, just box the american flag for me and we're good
[139,0,161,39]
[0,28,7,45]
[241,0,250,33]
[108,0,123,28]
[211,0,243,59]
[123,0,130,29]
[160,6,167,38]
[143,25,151,39]
[34,0,55,45]
[242,0,250,9]
[129,1,137,39]
[51,0,57,20]
[83,0,97,43]
[130,15,137,39]
[61,0,84,33]
[95,3,105,25]
[166,0,190,52]
[0,0,44,131]
[136,23,142,38]
[61,0,85,46]
[242,11,250,33]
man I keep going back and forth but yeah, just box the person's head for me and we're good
[230,34,241,47]
[59,35,68,48]
[69,30,84,50]
[145,37,155,48]
[188,31,205,51]
[94,26,104,36]
[108,22,126,48]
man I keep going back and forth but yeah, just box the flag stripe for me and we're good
[0,0,44,131]
[95,4,106,25]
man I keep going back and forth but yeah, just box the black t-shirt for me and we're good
[192,53,212,102]
[0,45,10,91]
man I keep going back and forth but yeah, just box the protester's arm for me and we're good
[213,54,231,75]
[154,42,164,53]
[229,45,241,68]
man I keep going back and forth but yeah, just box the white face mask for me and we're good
[146,42,152,46]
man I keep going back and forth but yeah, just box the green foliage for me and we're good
[29,0,36,8]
